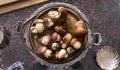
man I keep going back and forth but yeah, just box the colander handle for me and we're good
[93,32,102,46]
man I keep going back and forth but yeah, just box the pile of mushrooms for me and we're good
[31,7,87,60]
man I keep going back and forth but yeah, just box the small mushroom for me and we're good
[34,19,44,24]
[54,26,66,36]
[70,38,77,46]
[48,10,60,19]
[72,41,82,49]
[35,23,44,33]
[55,26,62,32]
[64,53,68,59]
[43,49,52,58]
[38,46,47,54]
[47,7,67,25]
[74,21,87,36]
[62,33,72,43]
[60,43,67,49]
[51,42,59,51]
[44,18,54,28]
[55,49,67,60]
[39,35,51,46]
[31,27,39,34]
[67,47,75,54]
[52,32,61,42]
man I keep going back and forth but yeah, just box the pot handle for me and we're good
[14,21,23,35]
[14,14,37,35]
[93,32,102,46]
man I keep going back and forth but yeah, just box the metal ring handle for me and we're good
[14,21,23,35]
[93,32,102,46]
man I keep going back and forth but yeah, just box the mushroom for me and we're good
[43,49,52,58]
[62,33,72,43]
[60,42,67,49]
[52,32,61,42]
[31,26,39,34]
[72,41,82,49]
[44,17,54,28]
[47,6,68,25]
[74,21,87,36]
[48,10,59,19]
[39,35,51,46]
[34,19,44,25]
[64,53,68,59]
[35,23,44,33]
[55,26,62,32]
[54,26,66,36]
[67,47,75,54]
[55,49,67,60]
[70,38,77,46]
[51,42,60,51]
[38,46,47,54]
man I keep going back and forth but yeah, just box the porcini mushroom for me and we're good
[67,47,75,54]
[35,23,44,33]
[74,21,87,36]
[54,26,66,36]
[62,33,72,43]
[43,49,52,58]
[72,41,82,49]
[31,27,39,34]
[51,42,60,51]
[44,18,54,28]
[39,35,51,46]
[52,32,61,42]
[60,43,67,49]
[38,46,47,54]
[33,19,44,25]
[55,49,67,60]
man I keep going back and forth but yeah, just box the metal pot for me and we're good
[16,2,102,68]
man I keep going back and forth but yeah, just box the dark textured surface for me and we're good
[0,0,120,70]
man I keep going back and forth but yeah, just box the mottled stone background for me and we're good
[0,0,120,70]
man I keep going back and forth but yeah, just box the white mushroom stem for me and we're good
[48,11,60,18]
[40,35,51,46]
[31,27,38,34]
[67,47,75,54]
[35,23,44,33]
[56,49,66,60]
[44,49,52,58]
[61,43,67,49]
[72,41,82,49]
[34,19,44,24]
